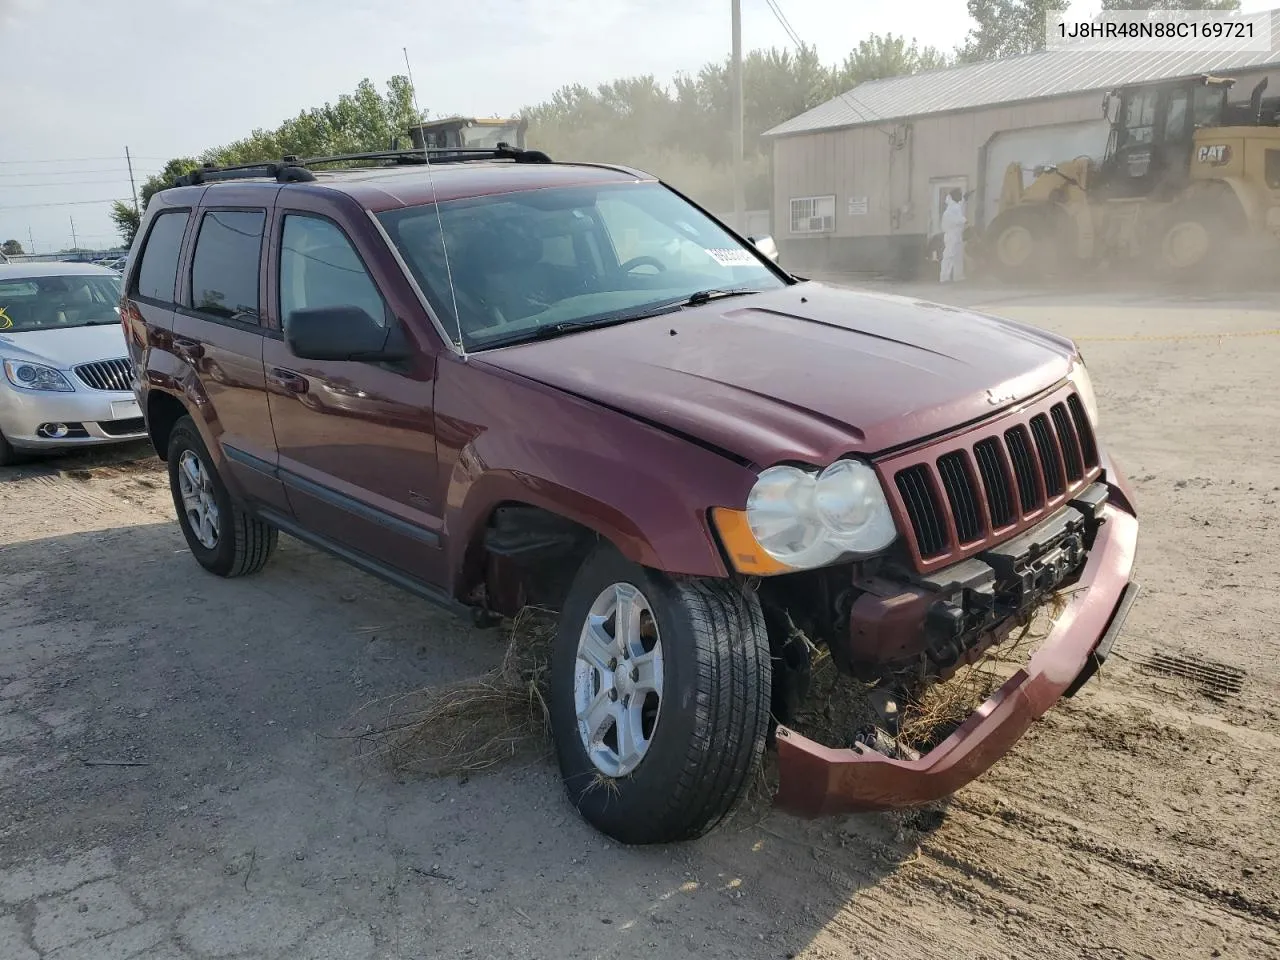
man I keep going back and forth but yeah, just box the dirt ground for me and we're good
[2,282,1278,960]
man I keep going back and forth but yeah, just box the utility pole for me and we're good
[731,0,745,235]
[125,146,139,214]
[69,215,78,254]
[28,227,35,255]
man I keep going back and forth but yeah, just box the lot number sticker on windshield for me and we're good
[705,248,757,267]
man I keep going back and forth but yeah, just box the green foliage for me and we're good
[139,77,422,208]
[108,202,141,247]
[524,37,947,210]
[959,0,1070,62]
[1101,0,1239,8]
[1,239,23,256]
[139,37,948,217]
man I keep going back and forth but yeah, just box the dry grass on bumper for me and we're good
[349,592,1070,782]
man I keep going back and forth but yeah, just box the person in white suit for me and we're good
[939,188,967,283]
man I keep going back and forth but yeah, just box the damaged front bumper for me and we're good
[772,498,1140,818]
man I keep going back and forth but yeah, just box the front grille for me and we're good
[884,387,1103,568]
[99,417,145,437]
[74,357,133,392]
[895,465,948,559]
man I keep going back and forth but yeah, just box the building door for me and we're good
[929,177,968,238]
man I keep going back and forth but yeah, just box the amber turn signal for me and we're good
[710,507,791,576]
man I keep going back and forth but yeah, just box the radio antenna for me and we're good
[403,46,465,354]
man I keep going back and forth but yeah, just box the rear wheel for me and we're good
[1153,190,1243,278]
[549,543,771,845]
[167,416,276,578]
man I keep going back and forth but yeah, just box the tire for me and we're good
[0,430,19,467]
[1151,189,1243,280]
[167,416,277,578]
[549,542,771,845]
[986,206,1065,282]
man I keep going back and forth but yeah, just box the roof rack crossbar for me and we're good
[169,144,552,188]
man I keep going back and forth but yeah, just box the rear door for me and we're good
[122,200,195,372]
[172,187,288,511]
[260,199,446,586]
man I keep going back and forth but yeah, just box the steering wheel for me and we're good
[618,256,667,274]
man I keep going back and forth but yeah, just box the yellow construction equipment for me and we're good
[981,74,1280,279]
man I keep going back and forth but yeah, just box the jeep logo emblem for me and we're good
[1197,144,1231,165]
[986,388,1016,405]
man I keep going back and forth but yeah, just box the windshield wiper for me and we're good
[683,287,759,306]
[476,301,687,350]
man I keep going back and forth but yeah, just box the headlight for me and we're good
[732,458,897,572]
[3,359,74,392]
[1068,357,1099,427]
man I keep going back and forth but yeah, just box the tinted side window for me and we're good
[190,210,265,320]
[279,215,386,326]
[133,210,189,303]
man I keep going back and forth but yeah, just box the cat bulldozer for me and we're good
[982,74,1280,279]
[407,116,528,154]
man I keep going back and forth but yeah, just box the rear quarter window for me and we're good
[133,210,190,304]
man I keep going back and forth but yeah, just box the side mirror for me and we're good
[749,235,779,263]
[285,306,410,362]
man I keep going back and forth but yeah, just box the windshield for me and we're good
[460,124,522,148]
[377,182,786,350]
[0,274,122,332]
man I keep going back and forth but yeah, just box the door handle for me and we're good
[269,367,309,394]
[171,335,204,362]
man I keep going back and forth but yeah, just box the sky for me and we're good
[1,0,1273,252]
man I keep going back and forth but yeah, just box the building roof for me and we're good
[764,12,1280,138]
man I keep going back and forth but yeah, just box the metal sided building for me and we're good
[762,17,1280,276]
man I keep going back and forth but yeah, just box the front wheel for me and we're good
[167,416,277,578]
[549,543,771,845]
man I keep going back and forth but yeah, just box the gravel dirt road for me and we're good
[1,284,1277,960]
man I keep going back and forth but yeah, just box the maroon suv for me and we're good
[121,147,1140,846]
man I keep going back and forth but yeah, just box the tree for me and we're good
[1101,0,1239,8]
[1,239,23,257]
[958,0,1070,62]
[109,202,141,247]
[835,34,951,88]
[140,77,423,208]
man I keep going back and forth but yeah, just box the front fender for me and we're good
[436,357,760,592]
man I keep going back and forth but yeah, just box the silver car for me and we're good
[0,263,146,465]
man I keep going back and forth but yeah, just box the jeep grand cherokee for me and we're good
[120,146,1140,845]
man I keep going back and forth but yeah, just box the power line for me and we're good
[0,180,148,189]
[759,0,888,131]
[763,0,804,48]
[0,198,129,210]
[0,169,164,179]
[0,156,173,165]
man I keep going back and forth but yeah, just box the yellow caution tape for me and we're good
[1074,328,1280,343]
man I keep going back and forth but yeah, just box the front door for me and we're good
[260,204,446,587]
[929,177,968,238]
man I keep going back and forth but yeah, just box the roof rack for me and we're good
[170,144,553,188]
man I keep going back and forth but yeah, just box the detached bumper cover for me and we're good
[773,502,1140,817]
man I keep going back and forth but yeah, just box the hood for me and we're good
[477,282,1078,467]
[0,323,128,369]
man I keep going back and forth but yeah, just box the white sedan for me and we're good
[0,262,146,465]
